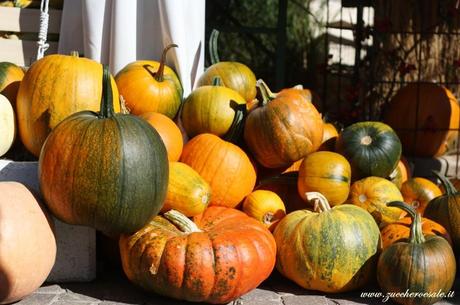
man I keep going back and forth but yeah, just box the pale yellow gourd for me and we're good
[0,94,15,157]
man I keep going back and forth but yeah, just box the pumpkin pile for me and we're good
[0,33,458,305]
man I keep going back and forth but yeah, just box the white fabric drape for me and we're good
[58,0,205,95]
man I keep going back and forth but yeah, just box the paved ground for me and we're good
[16,266,460,305]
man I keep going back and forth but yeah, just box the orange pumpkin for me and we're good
[180,133,256,208]
[388,157,411,189]
[400,177,442,215]
[16,52,120,157]
[139,112,183,161]
[384,83,460,157]
[119,207,276,304]
[318,122,339,151]
[115,44,183,118]
[244,80,323,168]
[381,215,452,250]
[0,182,56,304]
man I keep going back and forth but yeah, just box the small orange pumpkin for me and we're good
[400,177,442,215]
[139,112,183,162]
[318,122,339,151]
[242,190,286,231]
[180,133,256,208]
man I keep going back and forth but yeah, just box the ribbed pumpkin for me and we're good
[180,133,256,208]
[349,176,404,225]
[297,151,351,206]
[17,52,120,157]
[181,79,246,138]
[242,190,286,231]
[388,157,411,189]
[377,201,456,305]
[383,83,460,157]
[0,182,56,305]
[381,214,452,250]
[0,94,15,157]
[197,30,256,102]
[119,207,276,304]
[161,162,211,217]
[115,44,183,118]
[274,192,380,293]
[400,177,442,215]
[139,112,183,161]
[0,62,24,106]
[336,121,402,180]
[425,171,460,254]
[39,66,168,236]
[244,80,323,168]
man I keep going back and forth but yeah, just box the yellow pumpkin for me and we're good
[349,176,404,225]
[0,94,15,157]
[242,190,286,231]
[161,162,211,217]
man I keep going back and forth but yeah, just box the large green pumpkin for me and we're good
[39,66,168,236]
[336,121,402,180]
[273,192,380,293]
[425,172,460,254]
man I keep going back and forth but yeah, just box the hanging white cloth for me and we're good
[58,0,205,95]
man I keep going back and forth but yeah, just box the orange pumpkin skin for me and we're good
[381,216,452,250]
[180,133,256,208]
[0,182,56,304]
[400,178,442,215]
[318,122,339,151]
[139,112,183,161]
[384,83,460,157]
[244,86,324,168]
[119,206,276,304]
[388,157,411,189]
[16,53,120,157]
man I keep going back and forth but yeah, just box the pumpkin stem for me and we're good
[209,29,220,65]
[306,192,331,213]
[99,65,115,119]
[256,79,277,107]
[432,170,457,196]
[153,43,178,82]
[223,100,247,144]
[163,209,202,233]
[70,50,79,57]
[387,201,425,244]
[212,76,222,86]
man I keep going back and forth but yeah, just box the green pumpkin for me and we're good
[425,171,460,254]
[39,65,168,236]
[197,30,256,102]
[273,192,380,293]
[377,201,456,305]
[336,121,402,180]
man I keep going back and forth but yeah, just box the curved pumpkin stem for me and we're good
[212,76,222,86]
[306,192,331,213]
[209,29,220,65]
[163,209,202,233]
[99,65,114,119]
[223,100,247,144]
[256,79,277,107]
[387,201,425,244]
[432,170,457,196]
[154,43,178,82]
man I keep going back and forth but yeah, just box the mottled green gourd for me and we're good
[39,65,168,236]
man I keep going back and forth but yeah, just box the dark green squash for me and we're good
[377,201,456,305]
[425,171,460,254]
[39,65,168,236]
[335,121,402,180]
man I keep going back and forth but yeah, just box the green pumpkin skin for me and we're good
[274,202,380,293]
[336,121,402,180]
[39,66,169,236]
